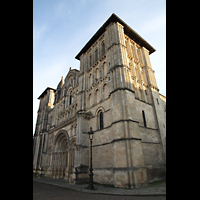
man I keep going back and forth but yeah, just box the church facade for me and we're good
[33,13,166,188]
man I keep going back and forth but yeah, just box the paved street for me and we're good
[33,181,166,200]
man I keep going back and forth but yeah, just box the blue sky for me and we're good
[33,0,166,134]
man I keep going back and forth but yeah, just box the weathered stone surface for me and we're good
[33,13,166,188]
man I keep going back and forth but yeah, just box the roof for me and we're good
[75,13,155,60]
[159,93,166,98]
[37,87,56,99]
[159,93,166,102]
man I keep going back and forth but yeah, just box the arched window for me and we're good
[103,83,109,99]
[145,90,148,102]
[142,110,147,127]
[131,44,134,58]
[88,93,92,108]
[50,115,53,125]
[139,87,144,101]
[101,64,104,78]
[95,48,98,62]
[89,73,92,87]
[95,89,99,104]
[69,91,72,105]
[103,62,107,77]
[137,48,140,61]
[96,68,99,80]
[100,112,103,130]
[89,54,92,67]
[102,42,105,56]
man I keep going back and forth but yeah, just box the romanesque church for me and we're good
[33,13,166,188]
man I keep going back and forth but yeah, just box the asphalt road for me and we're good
[33,180,166,200]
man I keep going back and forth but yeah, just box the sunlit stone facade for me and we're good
[33,13,166,188]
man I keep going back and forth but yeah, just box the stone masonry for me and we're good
[33,13,166,188]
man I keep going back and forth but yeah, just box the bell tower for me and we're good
[33,87,55,175]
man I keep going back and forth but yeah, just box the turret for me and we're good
[54,76,64,103]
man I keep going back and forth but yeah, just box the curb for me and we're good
[33,179,166,196]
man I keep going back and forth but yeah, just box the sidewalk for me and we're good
[33,177,166,196]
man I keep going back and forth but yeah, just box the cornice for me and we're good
[108,64,130,73]
[75,13,155,60]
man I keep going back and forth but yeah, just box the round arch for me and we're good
[95,106,105,116]
[69,137,76,148]
[54,130,70,151]
[103,81,108,87]
[64,71,75,84]
[95,106,105,130]
[52,130,70,178]
[66,87,73,96]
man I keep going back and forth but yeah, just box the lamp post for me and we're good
[82,127,94,189]
[88,127,94,189]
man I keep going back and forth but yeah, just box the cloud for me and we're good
[139,12,166,34]
[53,1,70,19]
[33,24,47,40]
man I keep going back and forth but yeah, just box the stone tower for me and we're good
[74,13,166,188]
[33,87,55,171]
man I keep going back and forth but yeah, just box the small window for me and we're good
[137,48,140,61]
[102,42,105,56]
[69,91,72,105]
[50,116,53,125]
[100,112,103,130]
[156,98,159,105]
[42,134,46,152]
[95,49,98,62]
[142,110,147,127]
[89,54,92,67]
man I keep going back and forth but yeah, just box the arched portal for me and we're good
[52,130,77,181]
[52,130,70,179]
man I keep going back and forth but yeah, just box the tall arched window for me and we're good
[144,90,148,102]
[69,91,72,105]
[142,110,147,127]
[88,93,91,108]
[100,112,103,130]
[103,83,109,99]
[102,42,105,56]
[139,88,144,101]
[137,48,140,61]
[95,48,98,62]
[103,62,107,77]
[95,89,99,104]
[89,54,92,67]
[89,73,92,87]
[95,68,99,82]
[50,115,53,125]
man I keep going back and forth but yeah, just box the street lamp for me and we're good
[82,127,94,189]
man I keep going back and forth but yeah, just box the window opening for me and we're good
[100,112,103,130]
[69,91,72,105]
[142,110,147,127]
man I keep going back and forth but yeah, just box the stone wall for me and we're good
[33,14,166,188]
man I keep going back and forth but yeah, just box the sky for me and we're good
[33,0,166,135]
